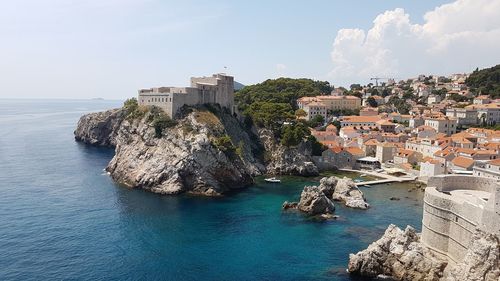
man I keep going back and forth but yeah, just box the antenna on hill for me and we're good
[223,66,228,75]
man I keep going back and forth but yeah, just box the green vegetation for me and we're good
[387,96,411,114]
[280,122,310,147]
[212,135,236,154]
[331,120,341,132]
[295,108,307,118]
[123,98,147,120]
[235,78,332,130]
[466,64,500,99]
[366,96,378,107]
[449,93,469,103]
[147,106,177,138]
[431,88,447,100]
[243,102,294,130]
[307,115,324,128]
[308,135,327,156]
[235,141,245,158]
[329,108,360,116]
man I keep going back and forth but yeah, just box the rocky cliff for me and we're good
[75,104,325,195]
[258,128,319,176]
[348,224,500,281]
[108,108,265,196]
[74,108,125,146]
[75,106,263,195]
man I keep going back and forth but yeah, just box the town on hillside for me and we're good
[299,72,500,183]
[135,67,500,184]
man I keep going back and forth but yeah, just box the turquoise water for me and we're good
[0,100,424,280]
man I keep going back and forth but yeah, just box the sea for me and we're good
[0,99,424,281]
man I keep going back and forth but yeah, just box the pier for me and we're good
[339,168,417,186]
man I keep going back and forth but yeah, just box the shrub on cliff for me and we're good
[123,98,147,120]
[280,122,310,147]
[146,106,177,137]
[212,135,240,160]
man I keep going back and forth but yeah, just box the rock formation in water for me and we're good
[283,185,335,218]
[327,177,370,209]
[258,128,319,176]
[74,108,125,147]
[282,176,369,218]
[74,103,322,196]
[348,224,500,281]
[108,107,265,196]
[297,186,335,215]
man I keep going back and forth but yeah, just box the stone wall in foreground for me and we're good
[422,175,499,263]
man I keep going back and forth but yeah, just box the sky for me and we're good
[1,0,499,99]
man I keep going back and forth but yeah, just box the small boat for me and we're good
[265,177,281,183]
[360,174,367,177]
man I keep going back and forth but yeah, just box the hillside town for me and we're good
[298,73,500,183]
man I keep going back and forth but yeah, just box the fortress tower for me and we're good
[422,175,500,264]
[137,73,235,118]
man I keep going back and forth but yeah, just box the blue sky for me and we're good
[1,0,499,99]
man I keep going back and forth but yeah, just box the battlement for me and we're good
[422,175,500,264]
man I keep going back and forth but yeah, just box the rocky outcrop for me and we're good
[348,225,500,281]
[442,229,500,281]
[74,108,126,146]
[328,177,370,209]
[296,186,335,216]
[348,224,446,280]
[258,128,319,176]
[76,106,266,196]
[282,176,370,218]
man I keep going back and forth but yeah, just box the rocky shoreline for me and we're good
[348,224,500,281]
[74,104,320,196]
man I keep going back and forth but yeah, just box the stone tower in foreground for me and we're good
[422,175,500,264]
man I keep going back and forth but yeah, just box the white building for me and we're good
[424,116,458,136]
[427,95,441,104]
[473,159,500,180]
[473,95,491,105]
[405,137,447,158]
[376,142,397,163]
[138,73,234,118]
[446,108,478,126]
[419,158,446,179]
[476,104,500,125]
[303,101,327,121]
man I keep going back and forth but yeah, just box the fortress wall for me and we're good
[422,175,499,263]
[427,175,496,193]
[138,93,173,117]
[139,74,235,118]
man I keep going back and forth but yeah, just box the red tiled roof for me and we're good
[451,156,474,168]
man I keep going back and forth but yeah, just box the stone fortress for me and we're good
[138,73,235,118]
[422,175,500,264]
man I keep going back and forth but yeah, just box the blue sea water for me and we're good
[0,99,424,281]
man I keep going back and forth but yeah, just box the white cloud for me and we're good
[329,0,500,87]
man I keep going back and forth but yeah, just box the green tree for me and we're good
[366,96,378,107]
[350,84,362,91]
[295,108,307,118]
[308,115,325,128]
[280,122,310,147]
[466,64,500,98]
